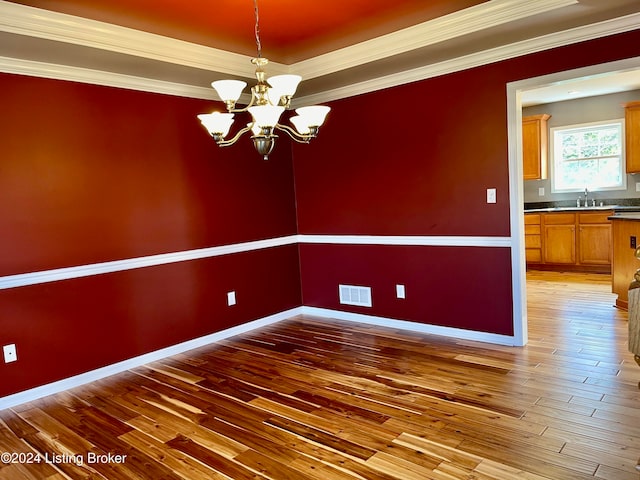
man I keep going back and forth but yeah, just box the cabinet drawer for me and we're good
[525,234,541,248]
[526,249,542,262]
[524,214,541,225]
[544,213,575,225]
[525,225,541,235]
[578,211,612,224]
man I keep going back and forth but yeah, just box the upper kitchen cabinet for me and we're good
[523,114,551,180]
[625,101,640,173]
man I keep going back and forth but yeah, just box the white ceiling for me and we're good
[521,68,640,107]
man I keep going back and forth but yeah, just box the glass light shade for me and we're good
[267,88,283,106]
[197,112,234,137]
[211,80,247,102]
[250,122,261,136]
[290,115,311,135]
[295,105,330,127]
[267,75,302,97]
[248,105,284,128]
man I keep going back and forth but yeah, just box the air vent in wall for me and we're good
[339,284,372,307]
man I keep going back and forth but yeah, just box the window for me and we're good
[550,119,625,192]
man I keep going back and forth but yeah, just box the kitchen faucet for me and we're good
[584,187,589,206]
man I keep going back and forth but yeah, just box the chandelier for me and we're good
[198,0,330,160]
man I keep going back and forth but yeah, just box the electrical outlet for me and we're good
[636,182,640,192]
[486,188,497,204]
[396,284,406,299]
[227,291,236,306]
[538,187,545,196]
[3,344,17,363]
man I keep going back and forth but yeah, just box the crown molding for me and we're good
[294,12,640,106]
[293,0,578,80]
[0,1,290,77]
[0,1,638,105]
[0,0,576,81]
[0,56,217,99]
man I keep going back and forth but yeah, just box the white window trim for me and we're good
[550,118,626,193]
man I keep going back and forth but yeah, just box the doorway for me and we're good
[506,56,640,347]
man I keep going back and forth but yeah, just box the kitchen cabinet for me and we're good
[578,212,611,266]
[625,101,640,173]
[523,114,550,180]
[525,209,612,272]
[544,213,575,264]
[524,214,542,263]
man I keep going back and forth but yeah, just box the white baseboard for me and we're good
[0,305,521,410]
[301,306,520,346]
[0,307,303,410]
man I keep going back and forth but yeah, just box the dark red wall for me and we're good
[0,74,298,275]
[293,29,640,336]
[0,74,301,398]
[293,67,511,237]
[0,245,301,397]
[299,244,514,335]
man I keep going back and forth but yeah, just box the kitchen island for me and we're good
[609,212,640,309]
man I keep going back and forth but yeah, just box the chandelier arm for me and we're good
[216,125,252,147]
[275,124,313,144]
[226,94,259,114]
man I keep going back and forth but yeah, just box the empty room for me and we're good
[1,1,640,479]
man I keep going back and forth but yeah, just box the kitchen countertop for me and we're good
[525,204,640,213]
[524,205,617,213]
[608,212,640,221]
[522,204,640,220]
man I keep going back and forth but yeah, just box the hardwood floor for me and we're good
[1,271,639,479]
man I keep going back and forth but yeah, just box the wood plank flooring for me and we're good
[1,271,639,479]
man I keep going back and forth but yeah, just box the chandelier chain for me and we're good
[253,0,262,58]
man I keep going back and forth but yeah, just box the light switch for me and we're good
[486,188,497,204]
[538,187,545,196]
[396,284,406,299]
[227,291,236,306]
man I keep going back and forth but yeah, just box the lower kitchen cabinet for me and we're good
[525,210,612,273]
[579,224,612,265]
[545,224,576,264]
[524,214,542,262]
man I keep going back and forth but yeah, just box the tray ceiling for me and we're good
[1,0,639,104]
[4,0,488,63]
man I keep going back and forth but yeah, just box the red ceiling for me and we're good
[8,0,488,62]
